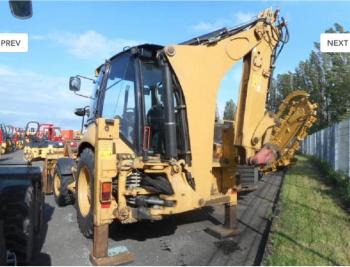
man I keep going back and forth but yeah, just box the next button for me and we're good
[320,33,350,53]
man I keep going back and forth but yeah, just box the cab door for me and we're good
[101,52,139,152]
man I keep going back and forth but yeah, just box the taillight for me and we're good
[100,182,112,204]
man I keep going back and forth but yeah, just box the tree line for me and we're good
[269,23,350,133]
[221,23,350,134]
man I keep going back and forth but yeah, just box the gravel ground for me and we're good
[0,150,283,266]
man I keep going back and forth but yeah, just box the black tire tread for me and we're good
[0,185,34,265]
[76,148,94,238]
[0,221,7,266]
[34,182,44,234]
[53,166,74,207]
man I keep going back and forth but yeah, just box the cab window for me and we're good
[87,66,105,123]
[142,61,165,154]
[102,53,136,146]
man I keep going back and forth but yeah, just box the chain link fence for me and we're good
[301,118,350,177]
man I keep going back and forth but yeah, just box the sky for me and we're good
[0,1,350,129]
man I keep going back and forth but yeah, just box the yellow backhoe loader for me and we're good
[23,121,65,194]
[53,8,316,264]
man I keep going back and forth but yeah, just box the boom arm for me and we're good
[164,8,316,177]
[163,9,284,173]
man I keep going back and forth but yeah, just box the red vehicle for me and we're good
[38,124,62,142]
[25,121,63,144]
[61,129,78,152]
[61,129,73,142]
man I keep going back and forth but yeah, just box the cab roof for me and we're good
[95,44,164,76]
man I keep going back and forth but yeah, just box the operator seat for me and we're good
[120,111,135,144]
[147,86,165,153]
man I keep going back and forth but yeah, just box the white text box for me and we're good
[0,33,28,52]
[320,33,350,53]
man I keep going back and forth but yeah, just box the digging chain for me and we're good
[263,91,317,172]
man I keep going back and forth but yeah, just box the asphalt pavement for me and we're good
[0,150,284,266]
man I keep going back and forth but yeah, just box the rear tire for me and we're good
[0,221,7,266]
[0,185,35,265]
[76,148,94,238]
[53,165,74,207]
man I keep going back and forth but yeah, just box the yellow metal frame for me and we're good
[72,8,316,228]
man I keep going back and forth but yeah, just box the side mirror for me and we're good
[75,106,90,133]
[74,107,90,117]
[9,0,32,19]
[74,108,86,117]
[69,76,81,92]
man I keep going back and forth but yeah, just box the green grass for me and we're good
[266,155,350,265]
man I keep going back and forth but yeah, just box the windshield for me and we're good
[88,67,105,122]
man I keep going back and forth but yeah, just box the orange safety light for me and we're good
[100,181,112,203]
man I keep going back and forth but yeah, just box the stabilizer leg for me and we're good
[206,203,238,239]
[89,224,134,266]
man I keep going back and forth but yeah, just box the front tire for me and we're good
[53,164,75,207]
[76,148,94,238]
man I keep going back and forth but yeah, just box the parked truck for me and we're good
[0,1,44,265]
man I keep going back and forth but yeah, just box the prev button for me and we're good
[0,33,28,52]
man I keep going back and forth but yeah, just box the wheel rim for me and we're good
[53,172,61,197]
[78,166,91,217]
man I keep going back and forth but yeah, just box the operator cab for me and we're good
[72,44,190,162]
